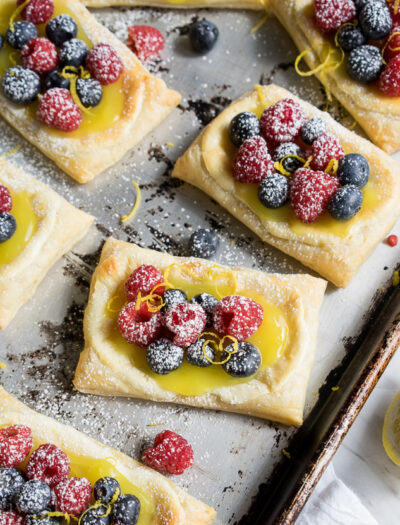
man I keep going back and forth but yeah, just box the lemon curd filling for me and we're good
[0,0,125,137]
[106,264,289,397]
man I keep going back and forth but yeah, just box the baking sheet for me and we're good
[0,7,399,524]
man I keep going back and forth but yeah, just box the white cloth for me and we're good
[297,464,379,525]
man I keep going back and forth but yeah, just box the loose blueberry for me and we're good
[80,505,110,525]
[45,68,71,91]
[6,21,38,49]
[0,212,16,243]
[229,112,261,147]
[189,229,219,259]
[359,1,392,40]
[338,153,369,188]
[15,480,51,515]
[46,15,78,46]
[222,342,261,378]
[300,117,327,144]
[147,339,184,375]
[94,477,121,505]
[3,66,41,106]
[0,469,25,511]
[347,45,383,83]
[189,20,219,54]
[59,39,88,67]
[273,142,303,173]
[112,495,141,525]
[258,172,289,209]
[337,24,367,52]
[76,78,103,108]
[328,185,363,220]
[161,289,187,314]
[190,293,218,325]
[186,339,215,367]
[26,512,62,525]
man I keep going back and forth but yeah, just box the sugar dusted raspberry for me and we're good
[232,136,274,183]
[0,425,32,468]
[127,25,165,62]
[378,56,400,97]
[26,443,70,487]
[389,2,400,25]
[52,477,92,515]
[21,37,58,74]
[86,43,124,85]
[163,302,207,347]
[37,88,82,132]
[383,25,400,62]
[17,0,54,25]
[290,168,339,223]
[260,98,306,146]
[118,302,163,347]
[125,264,165,302]
[0,186,12,213]
[314,0,356,33]
[142,430,194,475]
[0,511,24,525]
[213,295,263,341]
[310,132,344,171]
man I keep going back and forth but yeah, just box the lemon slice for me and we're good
[382,390,400,465]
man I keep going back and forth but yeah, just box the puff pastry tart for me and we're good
[73,237,326,425]
[270,0,400,153]
[82,0,263,9]
[172,83,400,287]
[0,158,93,329]
[0,387,216,525]
[0,0,180,183]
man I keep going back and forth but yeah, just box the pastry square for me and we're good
[270,0,400,154]
[82,0,263,8]
[0,0,181,183]
[0,158,94,329]
[172,83,400,287]
[0,387,216,525]
[74,237,327,425]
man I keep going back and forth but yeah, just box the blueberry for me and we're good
[189,20,219,54]
[338,153,369,188]
[80,505,110,525]
[15,480,51,515]
[45,69,71,91]
[94,477,121,505]
[186,339,215,367]
[0,469,25,510]
[147,339,184,375]
[26,512,62,525]
[3,66,41,106]
[190,293,217,325]
[59,39,88,67]
[328,185,363,221]
[300,117,327,145]
[273,142,303,173]
[112,495,141,525]
[189,229,219,259]
[258,172,289,209]
[347,45,383,83]
[222,342,261,378]
[0,212,16,243]
[337,25,367,52]
[46,15,78,46]
[6,21,38,49]
[354,0,384,13]
[229,112,261,147]
[359,1,392,40]
[76,78,103,108]
[161,289,187,314]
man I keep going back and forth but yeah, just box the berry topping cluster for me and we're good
[229,99,370,223]
[0,425,142,525]
[118,264,264,378]
[1,1,124,131]
[0,185,17,244]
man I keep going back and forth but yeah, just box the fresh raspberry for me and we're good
[37,88,82,132]
[0,511,24,525]
[17,0,54,25]
[232,136,274,183]
[163,302,206,347]
[378,56,400,97]
[383,25,400,62]
[290,168,339,223]
[213,295,264,341]
[260,99,306,146]
[125,264,165,302]
[388,2,400,25]
[52,477,92,515]
[85,43,124,85]
[387,234,398,246]
[314,0,356,33]
[310,132,344,171]
[0,185,12,213]
[26,443,70,487]
[21,37,58,74]
[0,425,32,468]
[127,25,165,62]
[118,302,163,347]
[142,430,194,475]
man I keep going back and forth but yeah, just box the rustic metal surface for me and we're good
[0,7,399,524]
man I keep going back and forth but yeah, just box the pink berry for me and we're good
[0,185,12,213]
[21,37,58,74]
[378,56,400,97]
[310,132,344,171]
[0,511,24,525]
[142,430,194,475]
[125,264,165,302]
[260,98,306,146]
[52,477,92,515]
[232,136,274,183]
[26,443,70,487]
[37,88,82,132]
[86,43,124,85]
[17,0,54,25]
[163,302,207,347]
[213,295,264,341]
[118,302,163,347]
[314,0,356,33]
[0,425,32,468]
[127,25,165,62]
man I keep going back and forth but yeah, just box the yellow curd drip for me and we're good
[106,267,289,397]
[0,190,37,266]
